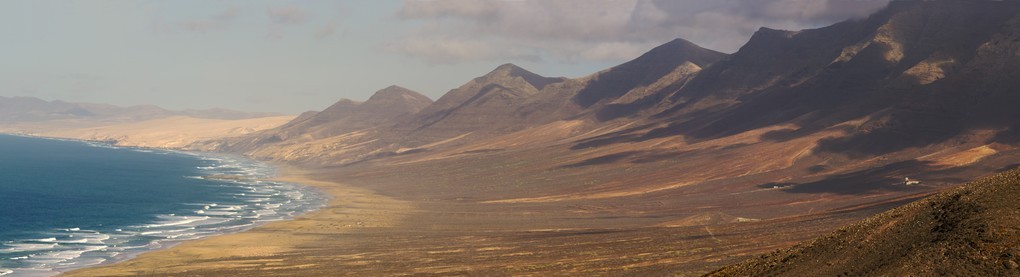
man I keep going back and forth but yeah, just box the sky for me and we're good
[0,0,890,114]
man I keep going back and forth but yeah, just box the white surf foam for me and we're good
[0,243,59,253]
[53,239,88,244]
[1,152,327,277]
[27,245,107,264]
[142,216,210,228]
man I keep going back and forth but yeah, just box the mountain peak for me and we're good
[494,63,523,71]
[333,98,361,106]
[481,63,561,91]
[661,38,708,52]
[484,63,533,78]
[318,98,361,115]
[382,84,410,91]
[372,85,427,99]
[364,85,433,110]
[641,38,728,66]
[573,37,727,108]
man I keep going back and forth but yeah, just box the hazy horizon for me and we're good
[1,0,889,114]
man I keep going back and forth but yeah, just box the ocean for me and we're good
[0,134,326,276]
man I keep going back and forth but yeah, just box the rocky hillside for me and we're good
[625,0,1020,155]
[394,63,565,142]
[708,167,1020,276]
[185,2,1020,273]
[209,1,1020,171]
[217,38,727,164]
[269,85,432,140]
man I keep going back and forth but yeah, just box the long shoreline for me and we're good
[52,157,331,275]
[60,163,411,276]
[0,133,335,276]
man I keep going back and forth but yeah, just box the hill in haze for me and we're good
[0,96,280,123]
[0,96,292,149]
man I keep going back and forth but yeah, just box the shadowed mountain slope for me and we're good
[207,85,433,154]
[218,39,727,164]
[580,0,1020,156]
[396,63,565,142]
[579,38,727,120]
[276,85,432,139]
[576,38,726,109]
[214,0,1020,168]
[390,40,726,146]
[522,38,728,123]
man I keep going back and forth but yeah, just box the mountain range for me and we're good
[203,0,1020,273]
[205,0,1020,175]
[9,0,1020,274]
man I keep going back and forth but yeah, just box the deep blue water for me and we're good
[0,134,325,276]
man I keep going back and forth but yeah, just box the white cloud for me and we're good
[578,42,657,61]
[178,7,241,33]
[314,23,338,39]
[268,5,310,25]
[384,37,540,64]
[398,0,497,19]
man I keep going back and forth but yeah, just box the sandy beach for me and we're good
[58,157,927,276]
[62,165,412,276]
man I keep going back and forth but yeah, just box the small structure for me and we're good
[904,177,921,185]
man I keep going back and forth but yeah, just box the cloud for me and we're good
[179,7,241,33]
[390,0,891,64]
[314,23,338,39]
[268,5,310,25]
[398,0,497,19]
[578,42,657,61]
[384,37,540,64]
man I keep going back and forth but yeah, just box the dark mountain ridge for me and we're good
[211,85,433,153]
[219,38,729,163]
[277,85,432,139]
[579,0,1020,157]
[396,63,566,141]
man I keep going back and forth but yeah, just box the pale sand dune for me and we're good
[919,144,1007,167]
[483,181,696,203]
[39,115,294,149]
